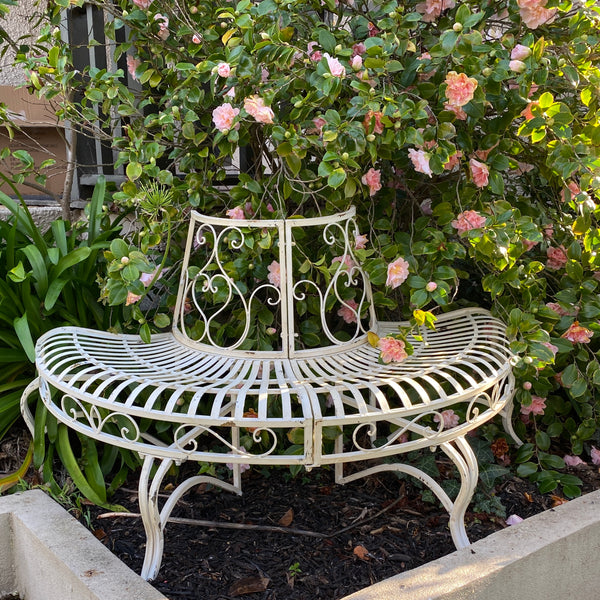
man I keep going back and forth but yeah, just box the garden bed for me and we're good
[86,461,600,600]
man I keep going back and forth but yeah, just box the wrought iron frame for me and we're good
[22,207,518,581]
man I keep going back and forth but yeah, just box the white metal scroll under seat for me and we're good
[21,207,518,581]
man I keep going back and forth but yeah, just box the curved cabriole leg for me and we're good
[138,453,244,581]
[139,454,172,581]
[440,437,479,549]
[337,437,478,550]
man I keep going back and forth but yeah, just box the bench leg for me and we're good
[138,453,243,581]
[440,437,479,549]
[139,454,170,581]
[336,436,478,550]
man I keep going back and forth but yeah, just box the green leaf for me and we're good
[327,167,346,189]
[516,461,538,477]
[139,322,152,344]
[318,30,336,53]
[13,314,35,363]
[154,313,171,328]
[126,162,143,181]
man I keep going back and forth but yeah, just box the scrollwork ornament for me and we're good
[60,394,140,442]
[173,424,279,458]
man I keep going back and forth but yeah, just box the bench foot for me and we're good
[336,436,478,550]
[138,454,242,581]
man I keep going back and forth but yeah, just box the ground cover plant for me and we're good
[3,0,600,501]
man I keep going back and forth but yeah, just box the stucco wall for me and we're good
[0,0,45,85]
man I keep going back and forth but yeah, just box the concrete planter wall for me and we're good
[0,490,166,600]
[343,488,600,600]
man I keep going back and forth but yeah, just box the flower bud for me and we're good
[453,22,463,32]
[266,327,277,335]
[121,256,130,264]
[366,134,376,142]
[509,60,526,73]
[523,381,532,390]
[425,281,437,292]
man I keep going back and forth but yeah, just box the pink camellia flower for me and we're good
[408,148,433,177]
[310,50,323,62]
[509,60,527,73]
[324,53,346,77]
[505,514,524,526]
[560,181,581,202]
[133,0,152,9]
[444,103,468,120]
[511,44,532,60]
[591,446,600,466]
[521,100,539,121]
[425,281,437,292]
[126,55,141,81]
[541,341,559,355]
[217,62,231,77]
[154,14,169,40]
[311,116,327,134]
[564,455,586,467]
[378,336,408,363]
[444,151,463,171]
[445,71,478,107]
[451,210,487,234]
[361,168,382,196]
[192,33,202,44]
[518,0,557,29]
[352,42,366,56]
[267,260,281,288]
[126,291,142,306]
[337,299,359,324]
[354,233,368,249]
[546,302,577,317]
[226,462,251,473]
[434,409,460,429]
[562,322,593,344]
[244,95,275,124]
[386,257,410,289]
[415,0,456,22]
[332,254,356,271]
[546,245,568,270]
[226,206,245,220]
[470,159,489,188]
[363,110,384,135]
[140,267,162,288]
[212,103,240,133]
[418,52,432,61]
[520,395,546,416]
[523,239,538,251]
[224,87,236,98]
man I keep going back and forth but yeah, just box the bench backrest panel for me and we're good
[172,207,376,358]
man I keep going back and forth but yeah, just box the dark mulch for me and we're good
[3,428,600,600]
[84,461,600,600]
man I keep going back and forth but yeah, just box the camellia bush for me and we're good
[15,0,600,495]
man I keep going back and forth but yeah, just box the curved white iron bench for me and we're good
[21,207,518,580]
